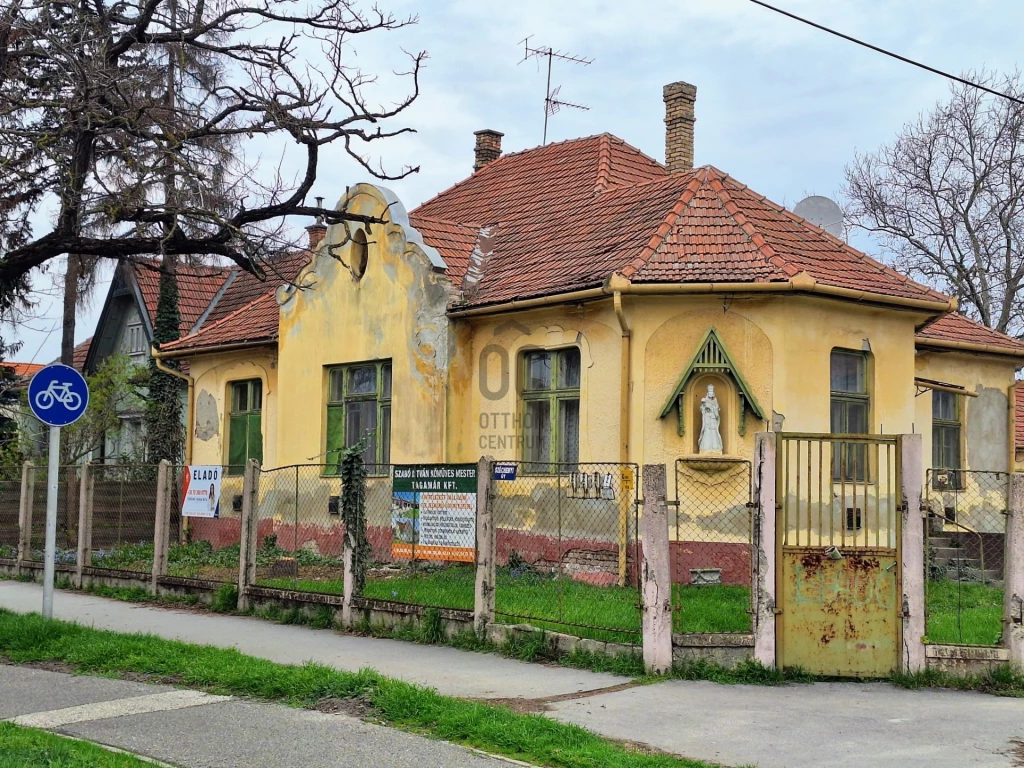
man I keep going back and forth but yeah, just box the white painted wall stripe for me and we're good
[11,690,231,729]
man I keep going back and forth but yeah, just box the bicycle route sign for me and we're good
[28,363,89,427]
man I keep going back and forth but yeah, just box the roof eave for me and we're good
[915,338,1024,362]
[157,338,278,358]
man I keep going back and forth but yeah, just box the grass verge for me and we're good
[0,609,721,768]
[892,665,1024,697]
[0,722,156,767]
[926,579,1003,645]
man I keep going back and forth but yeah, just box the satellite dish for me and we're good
[793,196,845,241]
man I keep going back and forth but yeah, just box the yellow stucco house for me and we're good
[155,81,1024,500]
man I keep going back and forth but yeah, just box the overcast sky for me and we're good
[11,0,1024,365]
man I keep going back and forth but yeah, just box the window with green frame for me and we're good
[227,379,263,475]
[325,361,391,474]
[932,390,962,489]
[520,348,580,472]
[830,349,869,481]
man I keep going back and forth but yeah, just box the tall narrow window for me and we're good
[830,350,869,481]
[325,361,392,473]
[932,390,962,488]
[228,379,263,474]
[521,348,580,471]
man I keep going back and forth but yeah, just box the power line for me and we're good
[744,0,1024,107]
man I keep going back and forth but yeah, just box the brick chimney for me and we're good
[473,129,503,171]
[306,196,327,250]
[663,81,697,173]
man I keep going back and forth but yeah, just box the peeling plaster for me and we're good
[194,389,220,441]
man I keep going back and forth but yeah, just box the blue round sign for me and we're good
[28,364,89,427]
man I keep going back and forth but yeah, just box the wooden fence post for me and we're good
[151,460,173,595]
[641,464,672,674]
[75,461,94,587]
[900,434,926,674]
[236,459,260,611]
[1005,474,1024,669]
[474,456,495,638]
[752,432,778,667]
[17,461,35,574]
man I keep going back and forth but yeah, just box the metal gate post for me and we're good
[900,434,926,673]
[641,464,672,674]
[1005,473,1024,668]
[752,432,777,667]
[474,455,495,637]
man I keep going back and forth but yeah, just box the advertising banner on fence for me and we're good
[181,465,222,518]
[392,464,477,562]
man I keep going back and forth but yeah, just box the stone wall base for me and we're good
[925,644,1010,676]
[673,633,754,668]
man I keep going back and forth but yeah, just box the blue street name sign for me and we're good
[28,364,90,427]
[492,463,517,481]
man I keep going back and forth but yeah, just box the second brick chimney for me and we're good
[663,81,697,173]
[473,129,503,171]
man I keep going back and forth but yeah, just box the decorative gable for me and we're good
[658,328,765,436]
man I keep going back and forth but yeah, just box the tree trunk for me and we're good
[60,255,81,366]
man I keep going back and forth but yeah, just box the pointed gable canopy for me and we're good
[659,328,765,436]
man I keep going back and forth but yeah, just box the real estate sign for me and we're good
[391,464,477,562]
[182,465,222,518]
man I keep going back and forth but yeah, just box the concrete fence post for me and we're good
[17,461,35,573]
[151,460,173,595]
[341,532,355,628]
[236,459,260,611]
[900,434,926,674]
[1004,474,1024,668]
[75,461,94,587]
[752,432,777,667]
[474,455,495,637]
[641,464,672,674]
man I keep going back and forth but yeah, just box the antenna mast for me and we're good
[519,37,593,145]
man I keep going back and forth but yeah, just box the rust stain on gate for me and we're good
[776,433,902,677]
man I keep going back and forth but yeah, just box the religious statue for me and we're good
[698,384,723,453]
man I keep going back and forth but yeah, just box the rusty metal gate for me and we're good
[776,434,902,677]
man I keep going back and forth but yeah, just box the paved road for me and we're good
[4,581,1024,768]
[1,665,506,768]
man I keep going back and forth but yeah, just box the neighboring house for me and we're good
[84,256,310,462]
[140,80,1023,495]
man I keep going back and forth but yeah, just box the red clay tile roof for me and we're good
[203,251,310,326]
[1,362,45,378]
[410,134,947,308]
[161,292,279,353]
[916,312,1024,356]
[406,215,479,283]
[132,261,233,336]
[72,337,92,372]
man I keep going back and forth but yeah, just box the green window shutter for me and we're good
[325,405,344,472]
[228,413,248,470]
[247,413,263,466]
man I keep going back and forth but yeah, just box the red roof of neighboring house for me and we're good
[72,337,92,372]
[156,252,311,354]
[2,362,44,378]
[410,134,948,309]
[132,261,234,336]
[915,312,1024,357]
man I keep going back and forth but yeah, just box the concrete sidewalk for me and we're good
[0,665,505,767]
[4,581,1024,768]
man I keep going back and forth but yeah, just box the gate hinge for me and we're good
[773,607,783,615]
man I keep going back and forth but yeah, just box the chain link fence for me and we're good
[925,469,1008,646]
[169,465,244,582]
[28,466,79,565]
[88,464,162,574]
[0,465,22,558]
[491,462,641,643]
[672,458,753,634]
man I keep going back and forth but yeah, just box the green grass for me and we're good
[892,664,1024,697]
[926,579,1004,645]
[672,585,751,634]
[0,722,155,767]
[0,610,720,768]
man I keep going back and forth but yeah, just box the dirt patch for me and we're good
[1010,739,1024,767]
[314,695,374,719]
[475,681,639,714]
[1,658,77,675]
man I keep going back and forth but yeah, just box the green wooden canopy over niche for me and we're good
[658,328,766,436]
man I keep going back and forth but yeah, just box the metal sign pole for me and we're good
[42,425,60,619]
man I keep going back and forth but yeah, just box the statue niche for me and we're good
[659,328,765,457]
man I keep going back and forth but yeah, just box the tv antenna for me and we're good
[519,37,593,145]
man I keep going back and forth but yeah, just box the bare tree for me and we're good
[844,71,1024,334]
[0,0,424,304]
